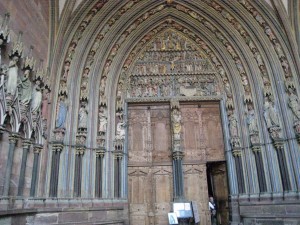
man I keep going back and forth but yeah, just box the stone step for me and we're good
[55,220,124,225]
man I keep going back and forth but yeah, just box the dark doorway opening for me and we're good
[207,161,229,225]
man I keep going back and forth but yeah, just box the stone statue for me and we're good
[98,107,107,134]
[229,114,238,137]
[247,109,259,134]
[55,96,68,129]
[116,121,126,140]
[0,64,8,89]
[42,89,50,118]
[254,52,263,67]
[7,57,19,95]
[287,89,300,120]
[172,109,182,140]
[263,100,280,128]
[31,82,42,113]
[78,104,88,130]
[265,27,276,42]
[18,69,32,105]
[62,61,70,79]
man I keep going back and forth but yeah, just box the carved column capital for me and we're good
[96,149,105,158]
[52,143,64,152]
[273,140,284,151]
[172,151,184,160]
[33,145,43,154]
[75,147,85,155]
[22,139,32,149]
[232,149,242,157]
[251,145,262,153]
[9,133,19,144]
[114,151,123,159]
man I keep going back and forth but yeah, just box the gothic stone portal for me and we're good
[127,102,226,225]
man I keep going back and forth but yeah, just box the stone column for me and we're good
[17,139,31,196]
[3,133,19,196]
[252,145,267,193]
[232,149,245,194]
[114,149,123,198]
[74,131,87,197]
[49,143,63,197]
[274,140,291,191]
[172,150,184,201]
[95,149,105,198]
[30,145,43,197]
[170,102,185,201]
[74,147,85,197]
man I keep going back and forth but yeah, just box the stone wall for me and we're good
[0,200,128,225]
[0,0,49,61]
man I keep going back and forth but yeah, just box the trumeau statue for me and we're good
[172,108,182,140]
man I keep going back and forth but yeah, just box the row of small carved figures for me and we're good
[139,52,206,62]
[129,83,218,98]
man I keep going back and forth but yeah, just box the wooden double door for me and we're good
[127,102,227,225]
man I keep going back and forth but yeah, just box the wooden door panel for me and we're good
[128,105,172,225]
[128,103,227,225]
[184,164,210,225]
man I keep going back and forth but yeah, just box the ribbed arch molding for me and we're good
[48,0,300,199]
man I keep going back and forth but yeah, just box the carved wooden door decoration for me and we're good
[128,104,172,225]
[128,102,225,225]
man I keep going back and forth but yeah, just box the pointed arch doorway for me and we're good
[124,29,229,225]
[127,101,228,225]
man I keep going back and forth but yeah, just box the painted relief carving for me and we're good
[127,30,219,99]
